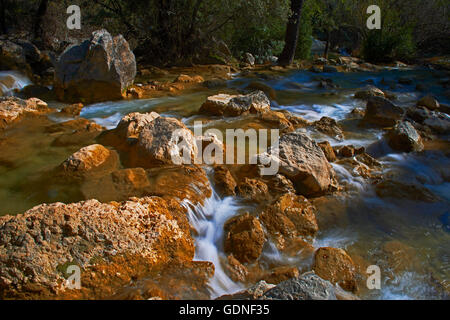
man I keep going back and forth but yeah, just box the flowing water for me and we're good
[0,67,449,299]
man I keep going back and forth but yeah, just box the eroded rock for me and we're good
[199,91,271,117]
[224,213,266,264]
[386,121,424,152]
[261,132,337,197]
[0,96,50,130]
[54,29,136,103]
[313,247,358,293]
[0,197,194,299]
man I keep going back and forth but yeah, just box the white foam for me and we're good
[183,193,245,298]
[0,71,32,95]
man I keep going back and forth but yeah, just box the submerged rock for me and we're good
[54,29,136,103]
[313,247,358,293]
[199,91,271,116]
[386,121,424,152]
[363,96,404,127]
[262,132,337,197]
[224,213,266,264]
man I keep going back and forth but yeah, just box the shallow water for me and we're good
[0,67,449,299]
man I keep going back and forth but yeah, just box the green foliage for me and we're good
[223,0,290,62]
[362,29,415,63]
[295,0,315,60]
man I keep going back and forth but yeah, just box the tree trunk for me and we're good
[278,0,304,66]
[33,0,49,40]
[0,0,7,34]
[324,31,331,59]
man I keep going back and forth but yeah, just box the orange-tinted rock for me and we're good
[47,118,104,147]
[318,141,337,162]
[261,132,337,197]
[260,266,300,285]
[245,81,277,100]
[363,97,404,127]
[0,96,50,130]
[173,74,204,84]
[375,180,439,202]
[259,110,294,133]
[199,91,271,117]
[60,103,84,116]
[60,144,119,179]
[313,117,344,140]
[213,165,237,197]
[260,193,318,245]
[237,178,269,202]
[313,247,358,293]
[225,254,249,283]
[114,112,160,139]
[0,196,194,299]
[224,213,266,264]
[339,145,355,158]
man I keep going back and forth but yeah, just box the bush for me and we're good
[362,29,416,63]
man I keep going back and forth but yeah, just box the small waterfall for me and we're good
[0,71,32,96]
[183,191,245,299]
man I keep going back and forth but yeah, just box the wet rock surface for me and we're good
[224,213,266,264]
[0,197,195,299]
[199,91,271,116]
[261,132,337,197]
[363,96,404,127]
[0,96,50,130]
[313,247,358,293]
[386,121,424,152]
[54,30,136,103]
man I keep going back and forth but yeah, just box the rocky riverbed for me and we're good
[0,30,449,300]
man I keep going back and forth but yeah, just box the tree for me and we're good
[0,0,7,34]
[278,0,304,66]
[33,0,49,40]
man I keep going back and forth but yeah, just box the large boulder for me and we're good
[0,96,50,130]
[134,117,197,167]
[261,132,337,197]
[199,91,271,116]
[54,29,136,103]
[0,197,195,299]
[0,40,30,74]
[224,213,266,264]
[363,96,404,127]
[386,121,424,152]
